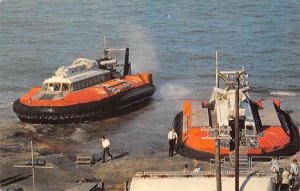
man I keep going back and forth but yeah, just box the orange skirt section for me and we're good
[183,128,230,155]
[257,126,290,153]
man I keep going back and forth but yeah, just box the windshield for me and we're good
[61,83,70,91]
[43,82,70,92]
[47,83,61,91]
[42,83,48,90]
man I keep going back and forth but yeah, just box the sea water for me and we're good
[0,0,299,154]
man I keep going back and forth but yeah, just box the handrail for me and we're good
[249,155,298,172]
[134,171,257,178]
[210,155,296,176]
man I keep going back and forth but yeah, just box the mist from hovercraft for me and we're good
[0,0,299,155]
[123,23,159,74]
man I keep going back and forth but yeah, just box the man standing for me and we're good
[289,159,299,190]
[101,136,113,163]
[270,157,280,189]
[168,128,178,157]
[270,157,279,173]
[281,167,289,191]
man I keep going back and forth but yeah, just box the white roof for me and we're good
[43,57,111,85]
[55,58,99,78]
[43,70,109,84]
[43,77,72,84]
[68,69,109,83]
[130,174,272,191]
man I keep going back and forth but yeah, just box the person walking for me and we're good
[100,136,113,163]
[168,128,178,157]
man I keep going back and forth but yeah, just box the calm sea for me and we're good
[0,0,299,154]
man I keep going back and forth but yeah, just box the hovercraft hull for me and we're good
[173,101,300,161]
[13,84,155,124]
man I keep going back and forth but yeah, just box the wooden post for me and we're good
[215,129,222,191]
[124,180,129,191]
[101,179,105,191]
[234,72,240,191]
[31,140,35,191]
[14,139,53,191]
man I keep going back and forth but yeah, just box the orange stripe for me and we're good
[20,75,151,107]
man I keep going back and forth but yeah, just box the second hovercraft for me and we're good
[173,54,299,160]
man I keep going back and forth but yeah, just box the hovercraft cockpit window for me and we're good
[71,74,106,91]
[42,83,48,91]
[47,83,60,91]
[43,83,70,92]
[61,83,70,91]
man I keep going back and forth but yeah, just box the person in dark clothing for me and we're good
[168,128,178,157]
[100,136,113,163]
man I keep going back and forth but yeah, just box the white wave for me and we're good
[270,91,297,97]
[157,83,191,100]
[0,102,13,109]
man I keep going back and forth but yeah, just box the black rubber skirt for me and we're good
[13,85,155,124]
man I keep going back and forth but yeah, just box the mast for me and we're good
[234,72,240,191]
[103,36,107,49]
[216,51,219,88]
[123,47,130,76]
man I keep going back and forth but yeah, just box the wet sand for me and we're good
[0,119,204,191]
[1,114,299,191]
[1,150,196,191]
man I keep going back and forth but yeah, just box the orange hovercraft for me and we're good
[173,55,299,160]
[13,46,155,124]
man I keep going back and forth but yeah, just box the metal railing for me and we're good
[249,156,273,172]
[124,155,299,191]
[134,170,255,178]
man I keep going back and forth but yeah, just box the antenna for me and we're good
[216,51,219,88]
[103,36,107,49]
[103,36,109,58]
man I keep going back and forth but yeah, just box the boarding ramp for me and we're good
[209,156,250,173]
[259,100,281,127]
[190,101,210,127]
[249,156,273,172]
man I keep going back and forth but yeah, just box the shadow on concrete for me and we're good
[1,174,32,187]
[113,152,129,160]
